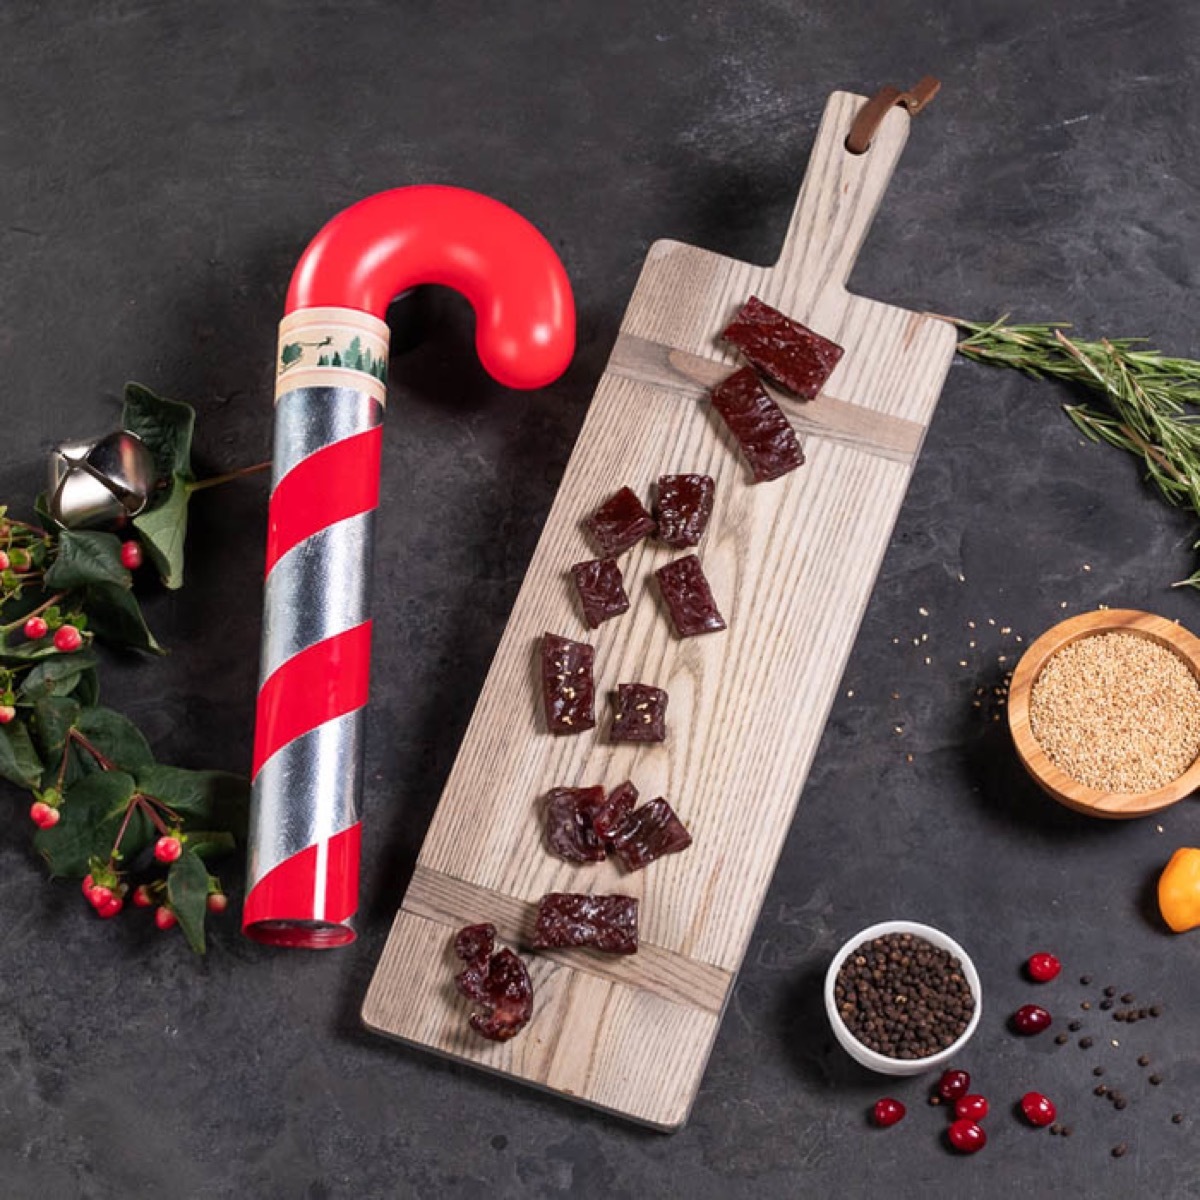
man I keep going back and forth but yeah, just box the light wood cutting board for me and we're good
[362,90,957,1129]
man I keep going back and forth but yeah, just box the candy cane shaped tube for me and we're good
[245,186,575,947]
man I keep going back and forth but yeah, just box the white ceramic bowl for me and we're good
[824,920,982,1076]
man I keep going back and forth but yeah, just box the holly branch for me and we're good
[0,383,251,952]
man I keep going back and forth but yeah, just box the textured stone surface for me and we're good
[2,2,1200,1196]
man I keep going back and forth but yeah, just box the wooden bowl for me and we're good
[1007,609,1200,818]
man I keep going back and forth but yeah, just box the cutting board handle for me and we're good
[774,90,915,297]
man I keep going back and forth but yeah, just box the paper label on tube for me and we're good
[276,307,390,405]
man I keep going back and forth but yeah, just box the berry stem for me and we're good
[0,589,66,634]
[187,461,271,493]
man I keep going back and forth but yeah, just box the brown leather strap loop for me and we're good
[845,76,941,155]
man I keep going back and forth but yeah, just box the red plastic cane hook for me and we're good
[285,184,575,387]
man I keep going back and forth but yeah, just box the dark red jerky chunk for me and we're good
[452,927,534,1042]
[655,474,715,548]
[570,557,630,629]
[721,294,844,399]
[454,922,495,968]
[608,797,693,872]
[593,780,638,841]
[655,555,726,638]
[533,893,639,955]
[544,785,607,863]
[541,632,596,734]
[711,367,805,483]
[609,682,668,743]
[585,486,656,556]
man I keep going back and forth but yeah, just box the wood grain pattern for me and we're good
[363,90,958,1128]
[1007,608,1200,817]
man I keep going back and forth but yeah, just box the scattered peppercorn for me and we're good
[1104,986,1117,997]
[1054,1033,1069,1045]
[1121,993,1135,1004]
[1172,1113,1184,1124]
[1114,1097,1128,1111]
[1068,1020,1082,1032]
[1081,1000,1092,1011]
[1138,1055,1150,1067]
[1080,1036,1094,1049]
[1095,1085,1109,1097]
[1112,1143,1128,1158]
[1100,999,1114,1010]
[1150,1075,1163,1086]
[1080,975,1093,985]
[1150,1005,1163,1017]
[1093,1066,1105,1076]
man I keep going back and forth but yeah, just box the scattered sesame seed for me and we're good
[846,689,854,698]
[918,606,929,617]
[924,657,931,665]
[967,620,976,629]
[893,725,904,735]
[959,660,968,667]
[1083,564,1092,572]
[1001,626,1012,635]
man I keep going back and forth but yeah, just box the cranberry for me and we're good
[0,704,16,725]
[87,884,114,910]
[937,1068,971,1100]
[154,835,183,864]
[0,550,9,571]
[53,625,83,653]
[154,906,178,931]
[29,801,60,829]
[119,540,143,570]
[96,896,123,919]
[955,1094,989,1121]
[1012,1004,1053,1035]
[1020,1091,1057,1127]
[1026,952,1061,982]
[872,1098,906,1127]
[132,885,154,908]
[206,892,229,914]
[23,616,48,640]
[947,1118,987,1154]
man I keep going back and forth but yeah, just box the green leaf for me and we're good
[132,473,189,590]
[75,706,155,771]
[82,582,164,654]
[30,695,81,761]
[180,829,237,859]
[72,667,100,708]
[19,651,98,699]
[0,719,44,787]
[44,530,131,590]
[122,383,195,482]
[133,765,248,836]
[33,769,140,877]
[167,848,209,953]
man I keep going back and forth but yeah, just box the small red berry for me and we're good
[132,884,154,908]
[1026,952,1062,983]
[82,873,95,896]
[937,1069,971,1100]
[0,704,16,725]
[0,550,9,571]
[154,906,178,931]
[29,801,60,829]
[1020,1092,1057,1127]
[871,1098,906,1127]
[96,896,123,919]
[955,1094,989,1122]
[87,884,114,909]
[119,540,143,570]
[53,624,83,653]
[206,891,229,914]
[948,1118,987,1153]
[1012,1004,1053,1035]
[154,835,183,863]
[23,616,48,640]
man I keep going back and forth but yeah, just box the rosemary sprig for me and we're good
[947,316,1200,588]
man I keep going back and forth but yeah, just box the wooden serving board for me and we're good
[362,90,957,1129]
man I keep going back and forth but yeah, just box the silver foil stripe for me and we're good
[271,386,383,487]
[258,510,375,684]
[248,707,364,889]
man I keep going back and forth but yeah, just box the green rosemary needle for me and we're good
[947,316,1200,588]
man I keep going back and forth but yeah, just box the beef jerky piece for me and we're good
[711,367,804,482]
[721,294,844,399]
[585,486,656,556]
[592,780,639,841]
[655,474,715,548]
[570,557,630,629]
[532,893,639,955]
[609,797,693,872]
[655,555,726,638]
[541,632,596,733]
[452,925,534,1042]
[544,785,607,863]
[609,682,668,743]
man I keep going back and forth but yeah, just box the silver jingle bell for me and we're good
[48,430,157,530]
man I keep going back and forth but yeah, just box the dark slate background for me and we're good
[3,2,1199,1196]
